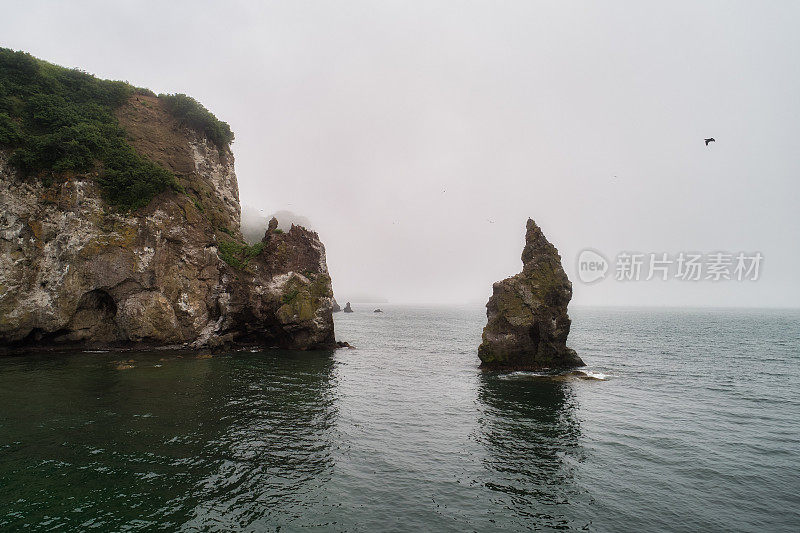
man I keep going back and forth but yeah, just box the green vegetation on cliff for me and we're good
[218,240,265,269]
[0,48,233,210]
[159,93,234,149]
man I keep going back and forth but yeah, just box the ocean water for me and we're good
[0,306,798,532]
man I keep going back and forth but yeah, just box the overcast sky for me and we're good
[2,1,798,307]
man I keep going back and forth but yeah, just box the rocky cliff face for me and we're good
[0,95,335,352]
[478,219,584,370]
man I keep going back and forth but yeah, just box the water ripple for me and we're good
[0,306,798,531]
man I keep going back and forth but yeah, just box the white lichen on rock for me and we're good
[0,100,335,352]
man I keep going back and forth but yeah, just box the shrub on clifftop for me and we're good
[158,93,234,149]
[0,47,233,210]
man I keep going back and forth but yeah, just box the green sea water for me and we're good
[1,306,798,531]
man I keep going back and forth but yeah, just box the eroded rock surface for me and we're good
[224,223,336,350]
[0,97,335,352]
[478,218,584,370]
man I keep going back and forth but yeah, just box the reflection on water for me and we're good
[3,305,798,531]
[0,350,338,531]
[476,373,589,529]
[184,350,338,529]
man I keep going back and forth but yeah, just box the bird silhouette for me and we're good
[704,138,715,146]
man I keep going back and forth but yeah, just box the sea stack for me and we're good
[478,218,584,370]
[343,302,353,313]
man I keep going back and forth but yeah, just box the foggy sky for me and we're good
[2,1,798,307]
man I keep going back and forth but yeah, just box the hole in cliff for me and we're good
[208,298,222,321]
[12,327,72,348]
[8,291,119,349]
[529,324,541,354]
[77,289,117,318]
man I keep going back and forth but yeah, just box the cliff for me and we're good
[478,218,584,370]
[0,50,335,352]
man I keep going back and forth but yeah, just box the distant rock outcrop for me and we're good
[332,298,341,313]
[373,309,383,313]
[343,302,353,313]
[478,218,584,370]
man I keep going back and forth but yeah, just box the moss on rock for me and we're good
[478,218,584,370]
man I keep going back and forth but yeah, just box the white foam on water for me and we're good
[500,371,556,380]
[580,370,608,381]
[499,369,609,381]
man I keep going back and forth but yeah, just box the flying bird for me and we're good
[704,138,715,146]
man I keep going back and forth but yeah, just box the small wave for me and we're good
[558,369,608,381]
[500,371,551,380]
[580,370,608,381]
[500,369,608,381]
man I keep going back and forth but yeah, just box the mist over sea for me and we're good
[1,305,798,531]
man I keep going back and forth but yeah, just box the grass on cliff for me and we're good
[159,93,234,149]
[0,47,233,210]
[219,240,265,269]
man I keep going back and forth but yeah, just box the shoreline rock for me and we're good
[478,218,584,370]
[0,95,335,353]
[343,302,353,313]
